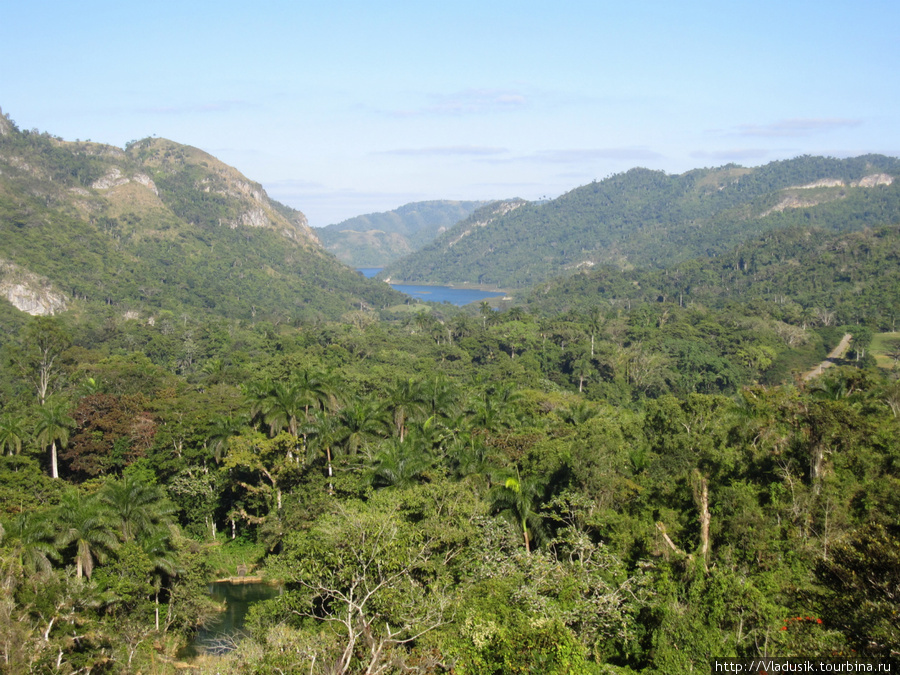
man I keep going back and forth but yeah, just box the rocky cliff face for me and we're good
[0,260,68,315]
[764,173,897,216]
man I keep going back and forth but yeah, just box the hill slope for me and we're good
[317,200,488,267]
[0,109,404,322]
[381,156,900,288]
[524,224,900,331]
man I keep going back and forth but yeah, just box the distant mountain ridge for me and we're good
[380,155,900,288]
[0,107,404,322]
[317,200,489,267]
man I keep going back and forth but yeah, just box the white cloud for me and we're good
[137,100,255,115]
[376,146,509,157]
[522,147,663,164]
[691,148,771,161]
[392,88,529,117]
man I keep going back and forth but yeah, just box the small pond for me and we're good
[178,581,281,658]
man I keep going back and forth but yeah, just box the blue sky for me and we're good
[2,0,897,226]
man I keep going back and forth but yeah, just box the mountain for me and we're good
[316,200,489,267]
[380,155,900,289]
[0,108,405,323]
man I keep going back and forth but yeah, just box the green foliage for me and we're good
[528,225,900,332]
[814,524,900,657]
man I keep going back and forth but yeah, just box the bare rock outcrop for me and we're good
[0,260,68,315]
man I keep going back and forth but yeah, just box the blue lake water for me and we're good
[358,268,505,306]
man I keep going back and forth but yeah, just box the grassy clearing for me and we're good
[202,537,268,579]
[870,332,900,370]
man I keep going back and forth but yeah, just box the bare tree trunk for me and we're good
[811,443,825,494]
[698,474,710,570]
[50,440,58,479]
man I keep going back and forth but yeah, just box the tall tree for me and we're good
[10,316,71,405]
[334,398,387,457]
[34,397,74,479]
[489,474,545,553]
[98,474,176,543]
[0,511,59,573]
[54,489,117,579]
[0,414,27,456]
[386,378,425,442]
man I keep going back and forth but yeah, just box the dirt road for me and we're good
[802,333,852,381]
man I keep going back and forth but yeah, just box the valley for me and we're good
[1,108,899,673]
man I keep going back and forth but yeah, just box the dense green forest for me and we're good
[525,225,900,332]
[382,156,900,288]
[317,200,488,268]
[1,111,898,673]
[2,283,899,671]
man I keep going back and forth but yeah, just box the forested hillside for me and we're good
[382,155,900,288]
[317,200,488,267]
[0,113,405,323]
[526,225,900,331]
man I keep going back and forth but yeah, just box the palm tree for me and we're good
[368,438,433,489]
[479,301,493,329]
[335,398,388,457]
[386,378,425,442]
[293,368,339,418]
[1,511,59,573]
[448,435,499,489]
[34,397,74,479]
[54,489,117,579]
[306,410,340,493]
[99,474,177,543]
[207,414,248,463]
[572,354,595,393]
[585,306,605,358]
[489,474,545,553]
[419,375,459,421]
[0,413,27,456]
[560,401,600,426]
[136,527,179,630]
[247,378,305,459]
[468,384,522,432]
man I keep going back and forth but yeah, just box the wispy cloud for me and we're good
[520,147,663,164]
[138,100,254,115]
[376,145,509,157]
[393,89,528,117]
[734,118,862,138]
[691,148,770,161]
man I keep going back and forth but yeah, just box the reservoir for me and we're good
[358,268,505,306]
